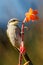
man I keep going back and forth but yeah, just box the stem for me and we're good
[18,22,25,65]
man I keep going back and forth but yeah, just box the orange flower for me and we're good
[25,8,39,22]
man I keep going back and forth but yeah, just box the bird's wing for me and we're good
[15,25,22,46]
[16,25,21,37]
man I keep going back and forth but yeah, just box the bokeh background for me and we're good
[0,0,43,65]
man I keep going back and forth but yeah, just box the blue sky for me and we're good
[0,0,43,29]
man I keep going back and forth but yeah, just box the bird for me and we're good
[6,18,33,65]
[6,18,22,49]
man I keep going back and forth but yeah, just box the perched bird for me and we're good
[6,18,33,65]
[6,18,22,49]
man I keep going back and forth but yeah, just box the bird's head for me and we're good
[8,18,19,25]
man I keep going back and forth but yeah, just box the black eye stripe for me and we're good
[12,20,18,21]
[9,20,18,23]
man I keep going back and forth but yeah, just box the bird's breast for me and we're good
[7,25,17,44]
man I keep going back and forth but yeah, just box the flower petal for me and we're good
[32,10,39,15]
[25,17,30,22]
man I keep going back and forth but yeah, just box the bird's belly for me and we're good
[7,27,16,46]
